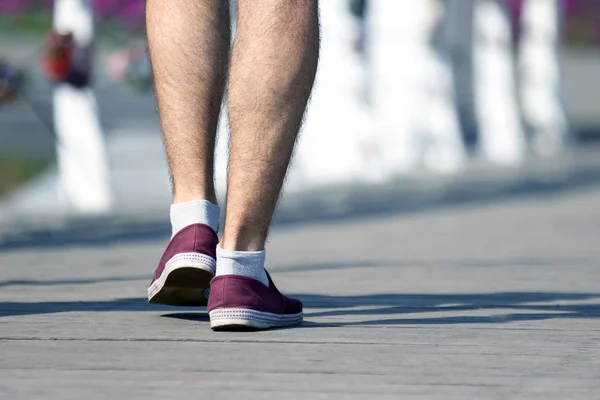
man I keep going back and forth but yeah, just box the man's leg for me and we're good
[146,1,230,306]
[208,0,320,330]
[224,0,319,251]
[148,0,229,207]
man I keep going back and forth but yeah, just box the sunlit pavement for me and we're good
[1,182,599,399]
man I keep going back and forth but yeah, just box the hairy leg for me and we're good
[146,0,230,204]
[222,0,320,251]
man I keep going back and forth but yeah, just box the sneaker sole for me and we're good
[148,262,214,306]
[209,308,303,330]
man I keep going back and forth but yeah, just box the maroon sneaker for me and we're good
[207,271,303,330]
[148,223,218,306]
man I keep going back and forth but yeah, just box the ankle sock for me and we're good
[170,200,220,238]
[215,245,269,286]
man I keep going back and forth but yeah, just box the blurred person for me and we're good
[146,1,319,330]
[348,0,370,106]
[348,0,368,55]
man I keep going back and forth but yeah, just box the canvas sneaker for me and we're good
[208,270,303,330]
[148,223,218,306]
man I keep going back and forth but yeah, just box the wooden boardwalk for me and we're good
[1,186,599,399]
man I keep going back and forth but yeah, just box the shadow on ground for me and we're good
[0,258,596,326]
[296,292,600,326]
[1,291,599,326]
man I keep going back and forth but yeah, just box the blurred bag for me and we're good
[40,31,74,82]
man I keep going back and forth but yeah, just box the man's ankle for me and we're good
[173,186,217,205]
[220,227,267,252]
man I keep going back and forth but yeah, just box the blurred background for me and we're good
[1,0,600,236]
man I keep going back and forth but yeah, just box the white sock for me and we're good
[215,245,269,286]
[170,200,220,237]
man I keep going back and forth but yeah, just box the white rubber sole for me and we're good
[209,308,303,330]
[148,258,214,306]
